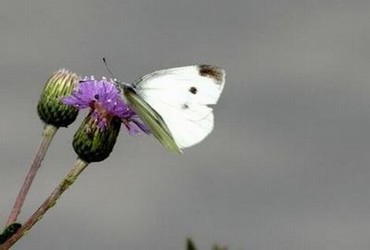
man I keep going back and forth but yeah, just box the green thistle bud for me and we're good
[0,223,21,244]
[37,69,80,127]
[186,238,197,250]
[73,112,122,163]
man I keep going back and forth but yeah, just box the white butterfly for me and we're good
[120,65,226,153]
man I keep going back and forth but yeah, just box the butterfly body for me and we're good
[122,65,225,153]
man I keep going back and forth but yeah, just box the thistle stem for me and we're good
[0,159,89,250]
[6,124,58,226]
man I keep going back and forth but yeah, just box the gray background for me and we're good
[1,0,370,249]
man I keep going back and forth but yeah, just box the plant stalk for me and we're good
[0,159,89,250]
[6,124,58,226]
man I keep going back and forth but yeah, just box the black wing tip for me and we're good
[198,65,225,86]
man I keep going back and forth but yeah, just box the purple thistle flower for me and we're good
[62,77,149,134]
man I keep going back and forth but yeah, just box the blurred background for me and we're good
[1,0,370,249]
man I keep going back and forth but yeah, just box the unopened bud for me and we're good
[37,69,80,127]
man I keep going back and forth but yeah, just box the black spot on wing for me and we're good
[189,86,197,94]
[198,65,224,84]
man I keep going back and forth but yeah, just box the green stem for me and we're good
[6,124,58,226]
[0,159,89,250]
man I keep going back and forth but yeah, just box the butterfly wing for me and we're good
[140,93,215,149]
[124,88,182,153]
[127,65,225,151]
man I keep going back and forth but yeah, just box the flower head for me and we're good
[62,77,149,133]
[63,77,149,162]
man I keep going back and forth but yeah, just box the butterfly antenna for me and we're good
[102,57,117,80]
[102,57,132,89]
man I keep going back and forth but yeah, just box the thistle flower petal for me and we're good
[62,77,148,133]
[63,77,149,162]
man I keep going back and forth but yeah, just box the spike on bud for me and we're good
[37,69,80,127]
[72,112,121,163]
